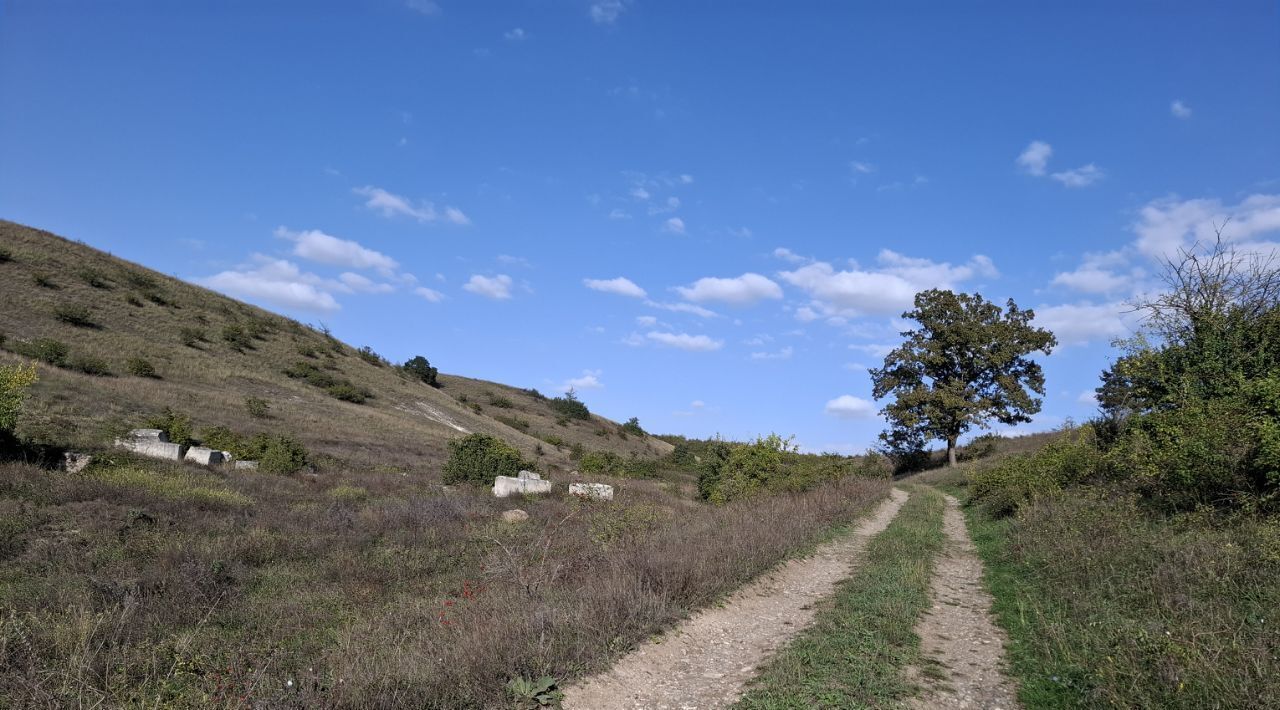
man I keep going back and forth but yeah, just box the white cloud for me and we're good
[645,300,718,318]
[629,186,651,200]
[504,27,526,40]
[405,0,439,15]
[1050,252,1140,295]
[824,395,877,420]
[750,346,794,361]
[199,257,342,313]
[676,273,783,305]
[848,342,895,358]
[353,185,469,225]
[850,161,876,174]
[1016,140,1053,176]
[584,276,647,298]
[779,251,996,318]
[636,315,658,327]
[1171,100,1192,119]
[463,274,514,300]
[589,0,627,24]
[414,286,445,303]
[1051,164,1104,188]
[1132,193,1280,259]
[794,306,820,322]
[560,369,604,391]
[497,254,532,268]
[662,217,686,234]
[1033,302,1134,346]
[1077,389,1099,405]
[646,331,724,352]
[338,272,395,294]
[773,247,808,264]
[608,208,632,220]
[275,227,399,274]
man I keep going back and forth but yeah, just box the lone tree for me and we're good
[401,355,439,387]
[870,289,1057,467]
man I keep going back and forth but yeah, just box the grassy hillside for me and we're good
[0,219,670,474]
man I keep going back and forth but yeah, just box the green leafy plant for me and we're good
[505,675,564,709]
[488,394,514,408]
[11,338,69,367]
[144,408,195,446]
[68,354,112,377]
[221,324,253,352]
[548,388,591,421]
[0,246,12,263]
[244,396,270,418]
[0,363,38,432]
[357,346,385,367]
[620,417,645,436]
[53,303,97,328]
[442,433,534,485]
[78,269,112,289]
[179,326,204,347]
[32,273,59,289]
[125,357,158,378]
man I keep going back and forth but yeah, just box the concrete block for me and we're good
[184,447,224,466]
[115,438,186,461]
[234,460,259,470]
[517,470,542,480]
[127,429,168,442]
[569,482,615,501]
[493,475,553,498]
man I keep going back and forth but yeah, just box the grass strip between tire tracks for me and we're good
[736,485,947,709]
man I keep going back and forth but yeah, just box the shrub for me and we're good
[958,433,1001,462]
[32,273,58,289]
[13,338,69,367]
[125,294,144,307]
[549,388,591,420]
[968,426,1103,516]
[579,450,624,474]
[78,269,112,289]
[284,360,338,388]
[257,435,309,474]
[68,354,112,377]
[200,425,244,454]
[244,396,270,418]
[297,344,319,359]
[125,357,158,378]
[143,408,195,446]
[488,394,514,409]
[542,434,565,448]
[357,346,385,367]
[0,363,38,432]
[221,324,253,352]
[326,383,370,404]
[496,414,531,432]
[621,417,646,436]
[0,246,11,263]
[442,433,534,485]
[53,303,96,327]
[179,327,204,347]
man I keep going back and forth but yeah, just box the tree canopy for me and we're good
[870,289,1057,467]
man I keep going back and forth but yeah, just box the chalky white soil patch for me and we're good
[563,487,908,710]
[908,494,1020,709]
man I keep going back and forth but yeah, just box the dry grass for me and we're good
[0,455,887,708]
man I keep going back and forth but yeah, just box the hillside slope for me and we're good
[0,219,671,474]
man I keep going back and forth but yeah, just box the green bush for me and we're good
[326,383,370,403]
[496,414,530,432]
[357,346,385,367]
[53,303,96,328]
[0,363,38,432]
[284,360,338,388]
[221,324,253,352]
[402,355,438,386]
[244,396,270,418]
[549,389,591,420]
[621,417,645,437]
[958,433,1001,462]
[968,426,1102,516]
[579,450,624,474]
[488,394,514,409]
[125,294,144,307]
[32,273,58,289]
[442,433,533,485]
[0,247,11,263]
[12,338,69,367]
[78,269,112,289]
[144,408,195,446]
[179,327,204,347]
[68,354,112,376]
[125,357,158,378]
[257,434,309,474]
[200,425,244,454]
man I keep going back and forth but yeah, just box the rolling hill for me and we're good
[0,219,672,474]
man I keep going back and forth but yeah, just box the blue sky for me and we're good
[3,1,1279,453]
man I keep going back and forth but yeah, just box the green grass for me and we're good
[80,463,252,508]
[964,491,1280,709]
[736,486,947,709]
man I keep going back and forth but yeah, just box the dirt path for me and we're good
[562,487,909,710]
[909,494,1020,709]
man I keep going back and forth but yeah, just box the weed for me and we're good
[126,357,159,378]
[32,273,58,289]
[53,303,96,327]
[244,396,270,419]
[68,354,113,377]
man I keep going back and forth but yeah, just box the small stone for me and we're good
[501,509,529,523]
[62,451,93,474]
[569,482,615,501]
[234,460,259,470]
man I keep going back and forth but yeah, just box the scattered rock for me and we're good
[183,447,224,466]
[502,509,530,523]
[517,470,542,480]
[234,460,259,470]
[129,429,168,442]
[62,451,93,474]
[569,482,615,501]
[219,450,234,463]
[493,474,553,498]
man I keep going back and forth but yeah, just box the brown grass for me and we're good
[0,455,887,708]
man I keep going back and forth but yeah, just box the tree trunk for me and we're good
[947,435,958,468]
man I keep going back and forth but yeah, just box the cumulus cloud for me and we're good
[199,257,342,312]
[1132,193,1280,260]
[779,250,996,319]
[339,272,394,294]
[414,286,445,303]
[353,186,469,225]
[1051,164,1104,188]
[560,369,603,391]
[850,161,876,174]
[773,247,809,264]
[584,276,647,298]
[463,274,514,300]
[645,331,723,352]
[636,315,658,327]
[1033,302,1135,346]
[1051,251,1139,295]
[750,346,794,361]
[676,273,783,306]
[824,395,877,420]
[1017,140,1053,176]
[589,0,627,24]
[275,227,399,274]
[645,300,718,319]
[663,217,686,234]
[1171,100,1192,119]
[405,0,439,15]
[504,27,526,40]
